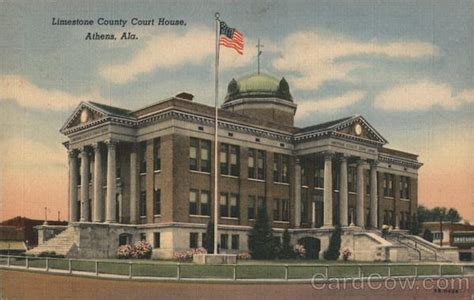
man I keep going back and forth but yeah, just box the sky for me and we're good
[0,0,473,222]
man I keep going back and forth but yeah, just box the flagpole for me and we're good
[213,12,220,255]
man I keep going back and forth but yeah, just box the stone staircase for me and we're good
[369,229,452,262]
[27,227,77,257]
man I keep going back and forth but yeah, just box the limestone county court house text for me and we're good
[47,73,422,258]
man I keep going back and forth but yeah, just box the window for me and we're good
[190,232,199,248]
[273,153,290,183]
[273,198,289,221]
[301,165,308,186]
[140,233,146,241]
[153,138,161,171]
[231,235,239,250]
[139,191,147,217]
[365,170,371,195]
[400,176,410,199]
[190,138,211,172]
[220,144,240,176]
[189,190,210,216]
[248,196,256,220]
[332,165,340,191]
[189,190,198,215]
[220,193,239,218]
[200,191,210,216]
[139,142,147,174]
[230,194,239,218]
[202,233,207,248]
[248,149,265,180]
[119,233,131,246]
[190,138,198,171]
[301,196,309,224]
[153,189,161,215]
[257,196,265,211]
[154,232,160,248]
[383,174,394,197]
[348,167,357,192]
[220,234,228,249]
[314,163,324,188]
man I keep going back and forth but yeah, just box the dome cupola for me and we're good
[225,73,293,103]
[221,73,297,126]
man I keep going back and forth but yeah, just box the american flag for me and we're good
[219,21,244,55]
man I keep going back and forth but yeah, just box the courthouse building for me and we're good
[42,73,422,258]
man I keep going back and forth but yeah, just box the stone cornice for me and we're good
[294,115,388,146]
[378,153,423,169]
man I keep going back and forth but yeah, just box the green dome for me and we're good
[224,73,293,103]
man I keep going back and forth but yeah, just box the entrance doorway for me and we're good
[298,237,321,259]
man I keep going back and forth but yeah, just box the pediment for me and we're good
[333,116,387,145]
[60,102,107,133]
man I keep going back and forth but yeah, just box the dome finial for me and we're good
[256,39,264,75]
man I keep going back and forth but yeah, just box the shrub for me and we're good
[323,226,341,260]
[116,240,152,259]
[203,221,215,254]
[422,228,434,243]
[293,244,306,258]
[248,206,276,260]
[37,251,65,258]
[237,252,251,260]
[279,229,294,259]
[131,240,152,259]
[117,245,133,259]
[172,248,207,262]
[342,247,352,261]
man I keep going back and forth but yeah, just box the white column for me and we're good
[92,143,104,222]
[323,153,333,228]
[129,144,139,224]
[339,156,348,227]
[80,147,90,222]
[105,140,117,223]
[370,161,378,228]
[356,159,366,228]
[294,158,302,228]
[68,150,79,223]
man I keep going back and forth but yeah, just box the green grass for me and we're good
[0,256,467,280]
[131,263,177,277]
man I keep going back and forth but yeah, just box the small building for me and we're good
[0,226,27,255]
[422,222,474,261]
[1,216,67,248]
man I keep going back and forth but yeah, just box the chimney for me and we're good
[175,92,194,101]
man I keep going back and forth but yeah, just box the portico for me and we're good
[68,139,136,225]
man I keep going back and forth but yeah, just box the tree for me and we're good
[323,226,341,260]
[446,208,462,223]
[417,205,462,223]
[248,206,275,260]
[279,228,294,259]
[409,214,421,235]
[203,221,214,254]
[422,228,434,243]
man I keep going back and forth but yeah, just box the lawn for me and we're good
[1,256,468,280]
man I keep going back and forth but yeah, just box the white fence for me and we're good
[0,255,473,282]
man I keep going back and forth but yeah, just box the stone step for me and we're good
[27,227,76,256]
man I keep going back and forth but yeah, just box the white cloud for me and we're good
[0,75,105,111]
[273,31,438,90]
[374,81,474,111]
[100,26,255,84]
[296,90,367,119]
[0,137,65,169]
